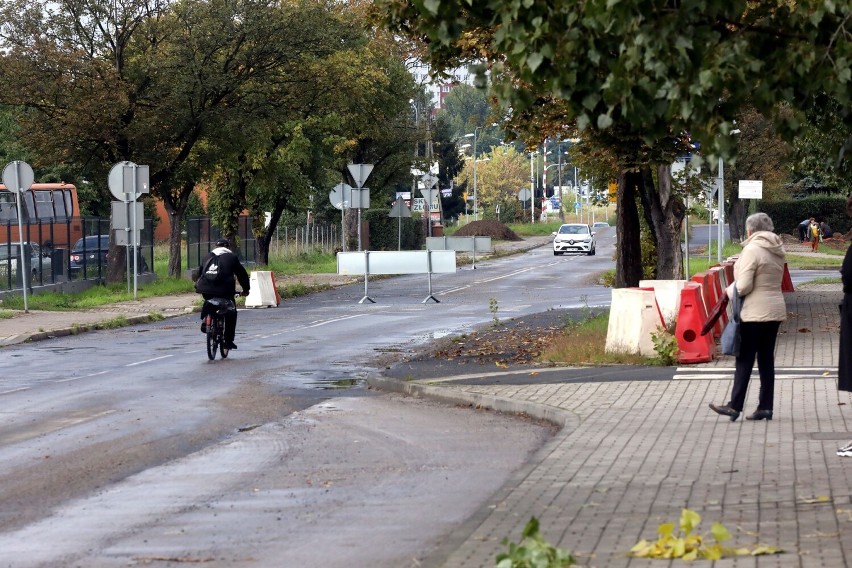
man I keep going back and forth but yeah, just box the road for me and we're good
[0,228,617,567]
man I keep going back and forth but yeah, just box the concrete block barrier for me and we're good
[639,279,687,330]
[245,271,280,308]
[605,288,665,357]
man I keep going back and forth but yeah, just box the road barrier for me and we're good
[639,279,687,330]
[782,262,795,292]
[605,288,665,357]
[245,271,280,308]
[426,236,492,269]
[674,282,715,363]
[337,250,456,303]
[691,271,724,338]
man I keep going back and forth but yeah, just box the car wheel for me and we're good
[587,247,595,256]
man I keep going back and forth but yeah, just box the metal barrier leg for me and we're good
[423,250,439,303]
[358,251,375,304]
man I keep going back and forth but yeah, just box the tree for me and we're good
[377,1,852,285]
[0,0,363,276]
[455,145,529,221]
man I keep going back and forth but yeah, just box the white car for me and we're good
[552,224,596,256]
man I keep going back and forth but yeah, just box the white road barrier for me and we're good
[639,279,687,330]
[337,250,456,303]
[245,271,280,308]
[605,288,665,357]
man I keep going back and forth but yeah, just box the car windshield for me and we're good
[558,225,588,235]
[73,236,108,252]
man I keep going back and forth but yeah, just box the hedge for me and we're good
[363,209,426,251]
[759,196,850,236]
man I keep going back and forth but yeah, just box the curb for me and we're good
[0,310,192,347]
[365,375,577,430]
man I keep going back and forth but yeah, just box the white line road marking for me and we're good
[126,355,174,367]
[0,387,29,396]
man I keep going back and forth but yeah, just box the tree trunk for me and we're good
[615,170,643,288]
[728,196,747,243]
[638,165,686,279]
[168,208,184,278]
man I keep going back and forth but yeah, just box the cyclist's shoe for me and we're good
[224,341,238,350]
[200,322,207,333]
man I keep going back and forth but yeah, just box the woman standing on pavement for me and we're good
[836,197,852,457]
[709,212,786,422]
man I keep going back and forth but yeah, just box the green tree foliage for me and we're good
[455,146,529,221]
[377,0,852,285]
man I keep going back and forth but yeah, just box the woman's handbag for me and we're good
[720,285,742,356]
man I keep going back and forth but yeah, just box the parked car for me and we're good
[69,235,110,277]
[0,241,52,281]
[69,235,149,277]
[552,223,596,256]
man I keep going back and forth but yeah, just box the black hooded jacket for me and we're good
[194,246,251,298]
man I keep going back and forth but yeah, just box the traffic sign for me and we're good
[2,161,34,193]
[388,196,411,218]
[108,162,148,201]
[517,188,531,201]
[420,174,438,189]
[347,163,374,188]
[574,202,581,211]
[329,183,352,210]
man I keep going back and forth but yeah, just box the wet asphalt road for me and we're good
[0,229,617,566]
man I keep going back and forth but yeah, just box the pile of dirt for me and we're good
[454,220,522,241]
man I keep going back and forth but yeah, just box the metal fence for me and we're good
[271,224,338,256]
[0,217,154,292]
[185,217,337,271]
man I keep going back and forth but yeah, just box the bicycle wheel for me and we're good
[206,321,218,360]
[218,317,230,358]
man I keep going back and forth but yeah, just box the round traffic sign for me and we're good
[108,161,136,201]
[329,183,352,210]
[2,161,34,193]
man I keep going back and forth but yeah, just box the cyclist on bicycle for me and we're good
[193,238,250,350]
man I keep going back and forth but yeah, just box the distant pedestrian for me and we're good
[837,197,852,457]
[810,218,821,251]
[821,221,833,238]
[709,212,786,422]
[798,218,811,242]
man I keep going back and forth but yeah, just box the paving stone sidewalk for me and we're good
[371,289,852,567]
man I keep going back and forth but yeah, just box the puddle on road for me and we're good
[307,378,362,390]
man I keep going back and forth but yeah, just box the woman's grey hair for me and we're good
[746,212,774,233]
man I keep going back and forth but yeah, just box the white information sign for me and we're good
[739,179,763,199]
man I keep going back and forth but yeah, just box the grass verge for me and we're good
[539,312,654,365]
[786,253,843,269]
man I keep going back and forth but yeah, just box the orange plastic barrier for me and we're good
[675,282,715,364]
[721,262,735,288]
[691,271,723,338]
[782,262,794,292]
[708,266,730,327]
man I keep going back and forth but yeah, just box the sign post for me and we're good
[2,161,35,312]
[347,164,374,251]
[329,182,352,252]
[109,161,149,298]
[388,196,412,250]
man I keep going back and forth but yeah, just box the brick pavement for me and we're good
[371,290,852,567]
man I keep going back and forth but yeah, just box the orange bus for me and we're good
[0,183,82,248]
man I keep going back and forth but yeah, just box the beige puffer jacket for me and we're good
[734,231,787,322]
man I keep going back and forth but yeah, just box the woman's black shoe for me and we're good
[745,410,773,421]
[709,403,740,422]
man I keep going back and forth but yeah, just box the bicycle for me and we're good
[203,295,238,361]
